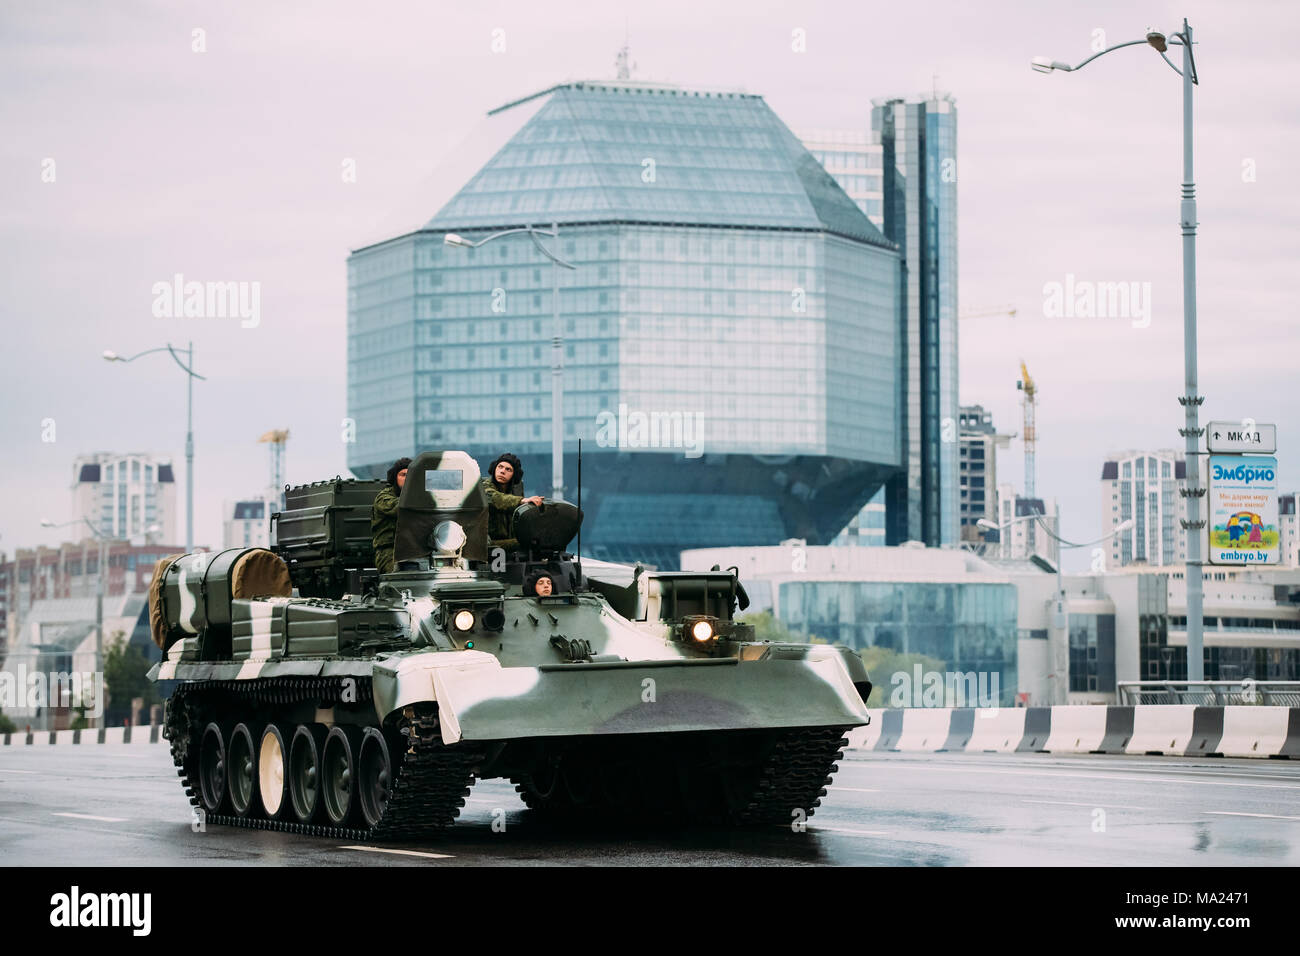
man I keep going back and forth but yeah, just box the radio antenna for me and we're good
[576,438,583,589]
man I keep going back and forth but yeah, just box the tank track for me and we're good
[733,726,847,825]
[165,677,485,841]
[511,726,848,826]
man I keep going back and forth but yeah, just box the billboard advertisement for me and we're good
[1207,454,1279,565]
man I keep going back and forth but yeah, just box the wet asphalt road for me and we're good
[1,743,1298,866]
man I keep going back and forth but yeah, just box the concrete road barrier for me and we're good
[843,705,1299,759]
[1042,705,1109,753]
[1,726,162,746]
[1126,704,1198,755]
[965,708,1027,753]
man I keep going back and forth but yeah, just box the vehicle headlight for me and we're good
[453,609,475,632]
[432,520,467,556]
[691,620,713,642]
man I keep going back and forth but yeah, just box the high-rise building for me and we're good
[71,452,177,545]
[1100,450,1187,568]
[997,483,1061,568]
[959,405,1004,545]
[800,128,889,546]
[348,80,903,568]
[798,129,883,223]
[1278,493,1298,566]
[872,94,959,549]
[222,497,276,550]
[797,96,959,549]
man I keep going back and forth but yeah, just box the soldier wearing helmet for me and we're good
[370,457,410,574]
[481,453,543,553]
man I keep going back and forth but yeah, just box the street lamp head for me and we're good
[102,350,120,361]
[1145,30,1168,53]
[976,518,1001,531]
[1031,57,1073,74]
[40,518,55,527]
[1115,518,1135,533]
[443,233,474,248]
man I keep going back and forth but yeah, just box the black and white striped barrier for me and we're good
[845,706,1300,758]
[1,726,163,746]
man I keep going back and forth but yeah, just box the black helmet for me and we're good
[487,453,524,492]
[386,457,412,489]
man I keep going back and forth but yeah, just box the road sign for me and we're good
[1206,421,1276,454]
[1206,455,1278,565]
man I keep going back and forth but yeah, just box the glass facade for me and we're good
[777,579,1017,703]
[348,83,903,567]
[872,96,959,547]
[1068,613,1116,693]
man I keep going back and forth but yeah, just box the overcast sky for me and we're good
[3,0,1297,571]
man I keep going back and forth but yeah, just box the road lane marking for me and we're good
[52,812,126,822]
[839,763,1300,791]
[807,826,888,837]
[1205,811,1300,821]
[0,769,37,774]
[828,786,880,793]
[339,846,453,859]
[1023,799,1151,810]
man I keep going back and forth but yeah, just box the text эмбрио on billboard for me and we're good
[1207,454,1279,565]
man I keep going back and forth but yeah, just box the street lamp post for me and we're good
[444,226,577,501]
[980,514,1134,704]
[1032,21,1206,680]
[103,343,204,552]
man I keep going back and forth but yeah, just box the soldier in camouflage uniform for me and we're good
[481,453,543,553]
[371,457,411,574]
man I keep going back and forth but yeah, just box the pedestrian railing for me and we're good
[1116,680,1300,706]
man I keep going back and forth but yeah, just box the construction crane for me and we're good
[258,429,290,508]
[959,305,1018,320]
[1016,361,1036,498]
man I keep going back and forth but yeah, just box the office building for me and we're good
[71,452,177,545]
[1279,493,1298,566]
[222,497,276,550]
[958,404,1004,546]
[683,543,1019,705]
[1099,449,1187,568]
[348,80,903,568]
[798,94,959,549]
[996,483,1061,568]
[871,95,959,548]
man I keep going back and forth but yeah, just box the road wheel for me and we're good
[198,722,227,814]
[228,723,259,818]
[322,726,360,826]
[258,724,291,819]
[289,724,326,824]
[358,728,394,829]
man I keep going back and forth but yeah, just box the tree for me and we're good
[858,646,950,708]
[103,631,160,723]
[736,610,827,644]
[0,708,15,735]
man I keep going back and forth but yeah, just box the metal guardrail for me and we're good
[1117,680,1300,706]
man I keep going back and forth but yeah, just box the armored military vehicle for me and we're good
[149,451,872,839]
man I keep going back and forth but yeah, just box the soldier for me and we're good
[371,457,411,575]
[525,570,555,596]
[481,453,543,553]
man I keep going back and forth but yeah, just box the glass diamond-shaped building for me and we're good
[347,81,902,568]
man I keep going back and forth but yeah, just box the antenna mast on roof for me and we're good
[615,29,636,80]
